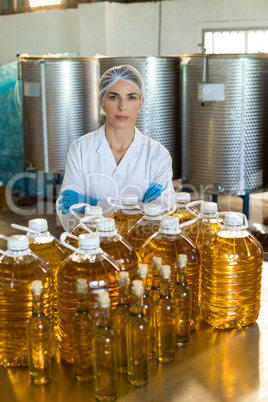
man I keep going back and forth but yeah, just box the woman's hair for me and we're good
[98,65,145,112]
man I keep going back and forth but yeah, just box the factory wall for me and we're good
[1,0,268,66]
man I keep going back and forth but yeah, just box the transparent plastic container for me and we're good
[0,235,52,367]
[97,218,138,283]
[109,194,144,237]
[138,216,200,330]
[171,192,198,224]
[58,232,120,364]
[201,212,263,329]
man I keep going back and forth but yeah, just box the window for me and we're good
[29,0,61,7]
[204,29,268,54]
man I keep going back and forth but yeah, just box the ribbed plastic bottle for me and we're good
[27,280,51,385]
[93,292,117,402]
[57,232,120,364]
[67,205,103,249]
[0,234,52,367]
[125,204,162,252]
[183,201,220,256]
[109,194,144,237]
[113,272,131,374]
[0,181,8,210]
[97,218,138,283]
[171,192,197,224]
[138,216,200,330]
[201,212,263,329]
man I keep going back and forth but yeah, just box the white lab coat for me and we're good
[57,125,174,231]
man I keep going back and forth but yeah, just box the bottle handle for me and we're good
[216,212,248,230]
[186,200,204,217]
[0,234,9,256]
[60,232,79,253]
[11,223,40,235]
[178,217,197,229]
[107,197,123,209]
[162,203,176,217]
[78,215,97,234]
[69,203,92,221]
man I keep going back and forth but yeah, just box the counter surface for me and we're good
[1,262,268,402]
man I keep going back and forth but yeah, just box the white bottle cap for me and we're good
[76,278,88,293]
[178,254,187,267]
[31,280,43,296]
[119,271,130,286]
[152,256,162,270]
[98,291,110,307]
[225,213,244,227]
[160,216,180,232]
[200,202,217,214]
[122,194,138,206]
[85,206,103,216]
[78,233,100,249]
[161,265,171,278]
[175,192,191,203]
[132,279,144,296]
[8,235,29,251]
[97,218,115,232]
[138,264,148,278]
[144,203,162,216]
[28,218,48,232]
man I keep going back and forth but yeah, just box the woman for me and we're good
[57,65,174,231]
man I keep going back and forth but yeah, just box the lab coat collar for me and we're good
[96,125,146,168]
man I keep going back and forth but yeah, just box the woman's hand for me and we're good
[58,190,97,214]
[143,183,163,203]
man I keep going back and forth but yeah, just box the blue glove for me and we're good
[58,190,97,214]
[143,183,163,203]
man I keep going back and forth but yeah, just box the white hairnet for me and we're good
[98,65,145,108]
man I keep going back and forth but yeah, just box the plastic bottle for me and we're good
[171,192,197,224]
[67,205,103,249]
[113,272,131,374]
[138,264,154,359]
[0,181,8,210]
[93,292,117,402]
[125,203,162,252]
[57,232,120,364]
[72,278,94,381]
[171,254,192,347]
[97,218,138,283]
[138,216,200,330]
[109,194,144,237]
[127,280,150,387]
[0,234,52,367]
[155,265,176,362]
[149,257,162,354]
[201,212,263,329]
[27,280,51,385]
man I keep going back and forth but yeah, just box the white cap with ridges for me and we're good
[85,206,103,216]
[200,202,217,214]
[31,280,43,296]
[132,279,144,296]
[160,216,180,234]
[178,254,187,267]
[144,204,162,216]
[119,271,130,286]
[122,194,138,206]
[175,192,191,203]
[152,257,162,270]
[8,234,29,251]
[98,291,110,308]
[76,278,88,293]
[28,218,48,232]
[97,218,115,232]
[161,265,171,278]
[138,264,148,278]
[78,233,100,249]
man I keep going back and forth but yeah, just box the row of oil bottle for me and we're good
[0,194,263,385]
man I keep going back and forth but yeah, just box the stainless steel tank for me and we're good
[20,56,99,173]
[180,54,268,195]
[99,57,181,179]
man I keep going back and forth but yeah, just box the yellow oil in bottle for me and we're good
[125,204,162,252]
[68,206,103,249]
[113,272,131,374]
[138,216,200,330]
[155,265,176,363]
[27,280,51,385]
[127,280,150,387]
[172,255,192,347]
[0,235,52,367]
[171,192,197,224]
[0,182,8,210]
[97,218,138,283]
[72,278,94,381]
[110,194,143,237]
[93,292,117,401]
[201,213,263,329]
[57,233,120,364]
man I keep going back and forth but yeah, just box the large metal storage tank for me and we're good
[20,56,99,173]
[180,54,268,195]
[99,57,181,179]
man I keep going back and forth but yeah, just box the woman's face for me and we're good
[101,80,143,130]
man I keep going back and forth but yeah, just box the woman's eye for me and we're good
[129,96,137,100]
[109,95,117,100]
